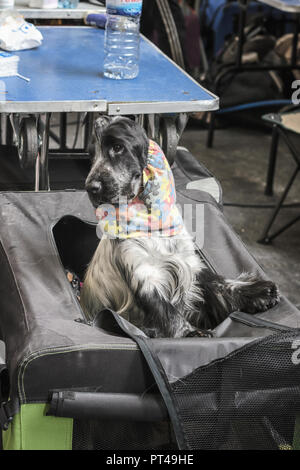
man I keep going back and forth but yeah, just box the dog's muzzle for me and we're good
[85,180,103,207]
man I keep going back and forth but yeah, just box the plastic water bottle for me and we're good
[58,0,78,8]
[104,0,143,80]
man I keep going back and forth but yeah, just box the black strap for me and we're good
[155,0,185,69]
[93,310,188,450]
[0,401,14,431]
[230,311,294,332]
[0,365,17,431]
[0,365,9,402]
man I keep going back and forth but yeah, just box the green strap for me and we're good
[293,416,300,450]
[2,404,73,450]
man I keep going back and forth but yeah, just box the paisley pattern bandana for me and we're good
[96,140,184,239]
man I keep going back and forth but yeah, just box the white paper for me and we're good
[0,10,43,51]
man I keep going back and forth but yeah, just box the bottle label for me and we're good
[106,0,143,17]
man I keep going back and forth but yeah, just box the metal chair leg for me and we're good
[265,124,279,196]
[207,112,215,148]
[258,166,299,244]
[261,214,300,244]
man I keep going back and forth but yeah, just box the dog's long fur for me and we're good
[81,116,280,338]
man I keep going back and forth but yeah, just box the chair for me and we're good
[258,109,300,244]
[207,100,293,148]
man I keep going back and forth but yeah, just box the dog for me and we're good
[80,116,280,338]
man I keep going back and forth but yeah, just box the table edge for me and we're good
[1,26,219,114]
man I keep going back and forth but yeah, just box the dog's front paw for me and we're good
[245,280,280,314]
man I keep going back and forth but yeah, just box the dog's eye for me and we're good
[112,144,124,154]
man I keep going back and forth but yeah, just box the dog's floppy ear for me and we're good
[141,126,150,166]
[94,116,111,142]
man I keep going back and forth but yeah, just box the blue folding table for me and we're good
[2,26,218,114]
[1,26,218,189]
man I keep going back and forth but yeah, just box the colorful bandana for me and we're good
[96,140,184,239]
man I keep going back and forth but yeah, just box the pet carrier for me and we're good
[0,145,300,450]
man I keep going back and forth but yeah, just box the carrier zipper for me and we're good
[194,244,217,274]
[230,311,294,332]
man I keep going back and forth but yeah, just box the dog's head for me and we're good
[85,116,149,207]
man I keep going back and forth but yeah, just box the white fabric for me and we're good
[186,177,221,203]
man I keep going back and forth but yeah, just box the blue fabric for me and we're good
[217,99,292,114]
[200,0,293,56]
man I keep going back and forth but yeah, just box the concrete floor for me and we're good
[181,121,300,308]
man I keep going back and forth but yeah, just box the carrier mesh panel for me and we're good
[72,420,177,450]
[170,330,300,450]
[71,330,300,450]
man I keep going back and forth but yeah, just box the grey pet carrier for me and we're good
[0,146,300,450]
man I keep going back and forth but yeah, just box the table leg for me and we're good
[265,124,279,197]
[59,113,68,150]
[236,0,248,68]
[291,14,300,69]
[84,113,95,151]
[6,114,14,145]
[152,113,188,165]
[207,112,216,148]
[136,114,145,129]
[38,113,51,191]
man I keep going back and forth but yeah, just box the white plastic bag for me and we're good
[0,10,43,51]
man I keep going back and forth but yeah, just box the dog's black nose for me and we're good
[86,181,102,195]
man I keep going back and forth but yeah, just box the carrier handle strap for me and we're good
[0,401,14,431]
[0,364,17,431]
[96,310,188,449]
[48,391,169,422]
[230,311,295,332]
[48,310,188,450]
